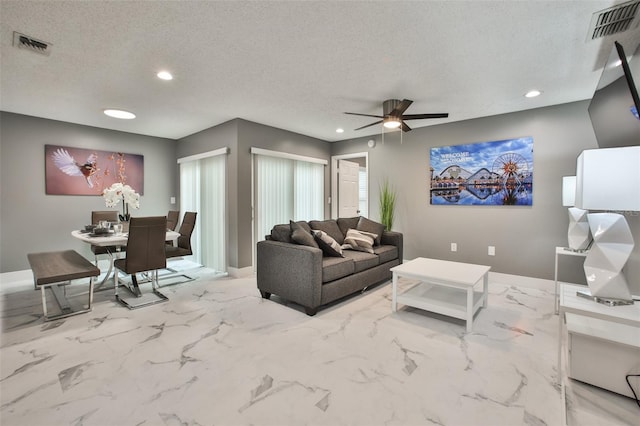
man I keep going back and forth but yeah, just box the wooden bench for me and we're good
[27,250,101,321]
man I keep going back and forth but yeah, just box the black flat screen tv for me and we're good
[588,41,640,148]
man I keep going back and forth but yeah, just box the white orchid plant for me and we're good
[103,182,140,222]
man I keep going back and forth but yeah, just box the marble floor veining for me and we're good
[1,266,638,426]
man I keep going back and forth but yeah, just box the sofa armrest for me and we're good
[256,240,323,309]
[381,231,403,263]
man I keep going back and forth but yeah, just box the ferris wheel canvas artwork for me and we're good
[429,137,533,206]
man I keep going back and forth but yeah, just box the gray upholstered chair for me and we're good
[90,211,124,264]
[114,216,168,308]
[165,211,197,259]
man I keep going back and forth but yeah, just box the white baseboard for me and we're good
[227,266,255,278]
[0,264,568,294]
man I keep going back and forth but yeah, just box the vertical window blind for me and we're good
[253,149,326,245]
[178,148,227,273]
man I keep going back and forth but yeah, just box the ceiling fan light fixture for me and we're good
[383,117,402,129]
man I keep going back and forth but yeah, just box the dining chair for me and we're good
[90,211,124,265]
[167,210,180,231]
[165,210,180,246]
[166,211,197,259]
[114,216,169,309]
[162,211,197,285]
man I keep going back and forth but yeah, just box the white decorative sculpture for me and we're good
[583,213,634,301]
[563,176,591,251]
[567,207,591,251]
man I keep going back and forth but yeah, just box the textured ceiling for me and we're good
[1,1,639,142]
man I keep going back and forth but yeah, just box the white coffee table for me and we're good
[391,257,491,332]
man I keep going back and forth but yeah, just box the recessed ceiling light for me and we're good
[525,90,542,98]
[104,109,136,119]
[336,128,344,133]
[157,71,173,80]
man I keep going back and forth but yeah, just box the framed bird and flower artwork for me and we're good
[45,144,144,196]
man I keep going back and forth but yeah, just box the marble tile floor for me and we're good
[1,267,638,426]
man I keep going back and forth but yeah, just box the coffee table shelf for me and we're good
[397,283,486,321]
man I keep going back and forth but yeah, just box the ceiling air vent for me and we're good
[12,32,51,56]
[587,0,640,40]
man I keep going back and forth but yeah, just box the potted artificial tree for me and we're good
[379,178,397,231]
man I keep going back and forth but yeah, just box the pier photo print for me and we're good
[429,137,534,206]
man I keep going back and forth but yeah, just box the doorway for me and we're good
[331,152,368,219]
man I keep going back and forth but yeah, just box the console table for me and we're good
[554,247,588,314]
[557,283,640,422]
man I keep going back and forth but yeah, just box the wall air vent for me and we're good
[587,0,639,40]
[12,32,51,56]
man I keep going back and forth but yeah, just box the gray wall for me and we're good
[3,104,637,293]
[331,100,640,294]
[177,118,330,270]
[0,112,177,272]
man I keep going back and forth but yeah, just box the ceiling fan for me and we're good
[345,99,448,132]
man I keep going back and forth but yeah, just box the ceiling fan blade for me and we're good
[401,113,449,120]
[390,99,413,116]
[344,112,385,119]
[401,121,412,132]
[354,120,383,131]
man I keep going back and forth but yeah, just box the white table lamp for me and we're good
[575,146,640,305]
[562,175,591,251]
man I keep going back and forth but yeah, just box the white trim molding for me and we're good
[250,147,328,165]
[178,147,229,164]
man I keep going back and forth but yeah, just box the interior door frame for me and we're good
[331,152,368,219]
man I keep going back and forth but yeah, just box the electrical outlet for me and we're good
[488,246,495,256]
[451,243,457,252]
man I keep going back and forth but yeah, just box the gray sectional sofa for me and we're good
[257,216,403,315]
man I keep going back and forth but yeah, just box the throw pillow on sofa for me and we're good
[313,230,343,257]
[356,217,385,246]
[309,219,345,245]
[337,216,360,237]
[290,220,318,248]
[342,228,377,254]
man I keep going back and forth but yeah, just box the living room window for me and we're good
[252,148,326,247]
[359,166,368,217]
[178,148,227,273]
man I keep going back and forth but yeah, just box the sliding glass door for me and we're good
[253,149,326,248]
[178,149,227,273]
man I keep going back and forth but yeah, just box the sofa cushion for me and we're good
[321,256,354,283]
[337,217,360,237]
[313,230,343,257]
[373,245,398,264]
[342,249,379,273]
[357,217,385,246]
[309,219,345,245]
[290,220,318,248]
[270,224,293,243]
[343,228,377,254]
